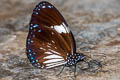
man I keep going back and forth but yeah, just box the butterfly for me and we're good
[26,1,85,73]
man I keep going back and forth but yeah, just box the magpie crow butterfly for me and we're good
[26,1,85,70]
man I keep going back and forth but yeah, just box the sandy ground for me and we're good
[0,0,120,80]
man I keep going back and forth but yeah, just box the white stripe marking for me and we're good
[49,49,60,54]
[52,40,55,43]
[40,47,43,49]
[44,52,53,54]
[40,47,46,50]
[62,23,69,33]
[43,59,64,64]
[46,61,65,66]
[44,55,63,59]
[46,62,66,68]
[47,43,51,45]
[47,45,51,48]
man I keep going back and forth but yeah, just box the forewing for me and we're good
[31,1,76,54]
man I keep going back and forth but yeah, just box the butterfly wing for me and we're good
[26,1,76,69]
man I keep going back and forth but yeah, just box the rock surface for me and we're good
[0,0,120,80]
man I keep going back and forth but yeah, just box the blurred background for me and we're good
[0,0,120,80]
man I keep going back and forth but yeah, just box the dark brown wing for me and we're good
[26,1,76,68]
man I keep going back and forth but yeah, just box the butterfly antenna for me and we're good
[83,54,102,72]
[56,65,65,76]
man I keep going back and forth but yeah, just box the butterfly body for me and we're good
[65,53,84,67]
[26,1,85,69]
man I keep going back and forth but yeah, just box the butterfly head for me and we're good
[65,53,85,67]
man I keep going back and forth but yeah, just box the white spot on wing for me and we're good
[42,5,46,8]
[44,54,63,59]
[31,40,34,43]
[51,32,54,35]
[55,47,57,49]
[43,59,64,64]
[53,22,69,33]
[51,26,54,28]
[52,40,55,43]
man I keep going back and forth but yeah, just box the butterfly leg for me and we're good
[56,65,65,76]
[74,64,77,79]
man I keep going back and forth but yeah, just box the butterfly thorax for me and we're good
[65,53,85,67]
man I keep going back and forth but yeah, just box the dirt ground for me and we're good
[0,0,120,80]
